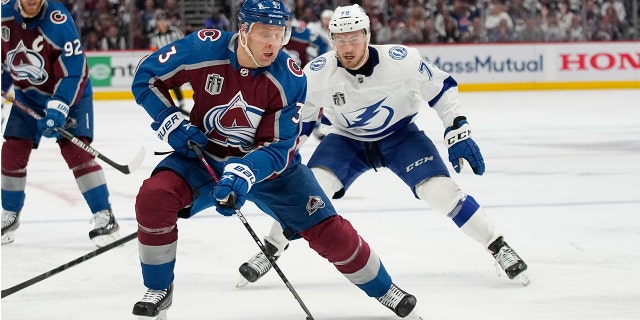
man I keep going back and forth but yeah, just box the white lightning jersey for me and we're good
[302,44,465,142]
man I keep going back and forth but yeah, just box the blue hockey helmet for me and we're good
[238,0,291,27]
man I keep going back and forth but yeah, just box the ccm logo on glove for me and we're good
[445,127,471,146]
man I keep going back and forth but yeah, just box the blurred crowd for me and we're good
[56,0,638,51]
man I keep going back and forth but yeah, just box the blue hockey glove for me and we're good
[444,117,485,175]
[213,158,256,216]
[151,106,207,158]
[37,99,69,138]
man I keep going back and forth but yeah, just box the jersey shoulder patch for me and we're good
[196,29,223,42]
[387,45,409,60]
[308,56,327,71]
[287,57,304,77]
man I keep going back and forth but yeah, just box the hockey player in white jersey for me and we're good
[237,4,529,289]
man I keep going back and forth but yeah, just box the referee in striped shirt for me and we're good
[149,10,187,114]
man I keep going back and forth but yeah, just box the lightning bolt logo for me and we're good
[341,98,394,132]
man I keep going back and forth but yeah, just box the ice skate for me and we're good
[377,283,422,318]
[132,284,173,320]
[1,210,20,245]
[89,208,120,247]
[489,236,530,286]
[236,241,286,287]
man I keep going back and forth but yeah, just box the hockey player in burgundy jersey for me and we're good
[130,0,422,319]
[238,4,529,290]
[1,0,120,247]
[282,18,330,68]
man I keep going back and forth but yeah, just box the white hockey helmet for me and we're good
[328,4,370,36]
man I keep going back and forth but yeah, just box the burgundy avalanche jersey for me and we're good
[283,24,330,68]
[1,0,90,109]
[132,29,307,183]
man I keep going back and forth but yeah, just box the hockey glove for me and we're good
[213,158,256,216]
[444,116,485,175]
[151,106,207,158]
[37,99,69,138]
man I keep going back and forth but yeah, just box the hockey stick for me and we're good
[1,231,138,298]
[1,91,144,174]
[190,142,315,320]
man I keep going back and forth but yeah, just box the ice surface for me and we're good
[2,89,640,319]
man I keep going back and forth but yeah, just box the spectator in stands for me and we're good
[489,17,517,42]
[591,7,624,40]
[164,0,183,29]
[367,5,386,44]
[566,15,588,41]
[516,15,545,42]
[436,10,462,43]
[83,29,102,51]
[403,18,426,44]
[508,0,534,33]
[299,6,317,23]
[387,2,407,29]
[583,0,602,35]
[204,8,230,31]
[450,0,479,40]
[374,19,392,44]
[309,0,333,19]
[603,6,626,35]
[485,2,514,35]
[541,8,567,41]
[463,16,489,43]
[600,0,626,26]
[556,1,575,31]
[139,0,158,40]
[422,17,440,43]
[101,25,127,50]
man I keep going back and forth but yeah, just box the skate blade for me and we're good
[516,272,531,287]
[404,307,425,320]
[236,274,250,288]
[92,230,122,248]
[135,309,167,320]
[1,231,16,245]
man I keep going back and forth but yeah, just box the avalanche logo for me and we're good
[5,41,48,85]
[50,10,67,24]
[341,97,394,132]
[203,92,262,151]
[287,58,303,77]
[306,195,325,215]
[198,29,222,42]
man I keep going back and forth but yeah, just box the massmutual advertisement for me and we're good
[86,42,639,99]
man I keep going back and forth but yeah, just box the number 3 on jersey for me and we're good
[159,45,177,63]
